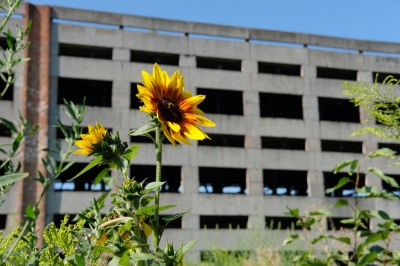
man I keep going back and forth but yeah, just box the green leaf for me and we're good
[118,219,132,233]
[364,233,382,245]
[163,210,189,225]
[141,181,165,195]
[130,252,157,261]
[0,117,16,132]
[61,161,75,173]
[340,218,355,225]
[123,145,140,162]
[75,255,84,266]
[284,207,300,219]
[119,250,130,266]
[370,210,391,220]
[331,236,351,245]
[309,208,332,217]
[129,124,157,137]
[158,205,176,212]
[180,239,197,256]
[135,205,159,216]
[12,131,22,153]
[140,196,154,207]
[93,245,115,255]
[283,234,300,246]
[0,172,28,186]
[69,156,103,181]
[325,177,351,194]
[368,147,397,158]
[311,234,328,245]
[332,160,357,174]
[135,204,176,216]
[333,199,349,207]
[93,167,109,186]
[368,167,399,188]
[26,204,35,219]
[358,252,377,264]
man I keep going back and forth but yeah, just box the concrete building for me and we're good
[1,3,400,261]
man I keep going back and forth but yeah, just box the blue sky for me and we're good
[27,0,400,43]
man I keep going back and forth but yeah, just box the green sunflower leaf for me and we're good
[0,172,29,187]
[129,124,157,137]
[69,155,103,181]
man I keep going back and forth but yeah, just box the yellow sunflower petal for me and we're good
[73,149,90,155]
[186,114,216,127]
[167,121,181,132]
[192,108,205,115]
[141,71,157,94]
[161,122,176,146]
[180,95,205,111]
[183,124,207,140]
[75,140,93,150]
[171,130,191,145]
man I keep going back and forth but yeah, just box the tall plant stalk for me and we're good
[153,124,163,249]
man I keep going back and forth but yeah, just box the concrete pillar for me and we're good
[246,168,263,196]
[112,48,130,61]
[308,170,325,198]
[18,3,51,241]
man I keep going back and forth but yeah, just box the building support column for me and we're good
[18,3,51,242]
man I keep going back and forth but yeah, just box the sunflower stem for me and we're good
[153,124,163,250]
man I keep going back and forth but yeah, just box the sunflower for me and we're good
[74,122,107,155]
[136,63,216,145]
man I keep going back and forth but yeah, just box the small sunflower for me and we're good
[136,63,216,145]
[74,122,107,155]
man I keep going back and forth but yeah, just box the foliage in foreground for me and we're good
[284,76,400,266]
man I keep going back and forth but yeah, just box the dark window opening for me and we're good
[198,133,244,148]
[0,123,11,137]
[160,215,181,229]
[318,97,360,123]
[197,88,243,115]
[200,250,251,262]
[373,72,400,83]
[54,162,110,191]
[324,172,365,197]
[259,93,303,119]
[321,140,363,153]
[317,67,357,80]
[131,50,179,66]
[130,131,175,145]
[130,165,181,193]
[200,215,248,229]
[53,214,78,228]
[327,217,369,230]
[265,216,302,230]
[381,175,400,197]
[263,170,308,196]
[130,83,142,109]
[0,73,14,101]
[0,37,16,50]
[59,43,112,59]
[199,167,246,194]
[0,215,6,229]
[262,137,305,150]
[378,143,400,155]
[258,62,301,76]
[196,57,241,71]
[58,77,112,107]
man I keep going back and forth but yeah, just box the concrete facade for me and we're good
[1,3,400,261]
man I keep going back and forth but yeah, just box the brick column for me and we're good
[18,4,51,240]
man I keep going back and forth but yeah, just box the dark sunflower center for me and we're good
[157,97,183,123]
